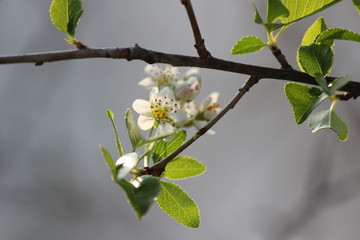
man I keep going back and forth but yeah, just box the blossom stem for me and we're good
[148,75,260,177]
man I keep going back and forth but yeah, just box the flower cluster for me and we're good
[133,64,221,136]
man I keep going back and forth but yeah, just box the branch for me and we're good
[148,75,260,177]
[180,0,212,59]
[1,46,359,97]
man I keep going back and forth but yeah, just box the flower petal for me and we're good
[138,77,156,89]
[156,122,174,136]
[132,99,151,115]
[157,87,175,99]
[138,115,154,130]
[170,108,188,124]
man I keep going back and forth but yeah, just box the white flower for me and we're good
[175,76,201,101]
[200,92,220,120]
[138,64,180,89]
[116,152,139,179]
[132,87,187,136]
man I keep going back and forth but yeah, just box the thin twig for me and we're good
[147,75,260,177]
[269,45,293,70]
[180,0,212,59]
[0,46,359,97]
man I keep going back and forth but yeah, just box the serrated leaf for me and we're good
[353,0,360,14]
[315,28,360,46]
[164,157,206,180]
[157,181,200,228]
[125,109,145,150]
[100,145,116,178]
[152,130,186,164]
[308,109,349,141]
[284,83,327,124]
[252,1,263,24]
[118,176,161,219]
[301,17,329,46]
[50,0,83,38]
[297,44,334,76]
[267,0,289,23]
[280,0,341,24]
[231,36,266,55]
[252,1,286,32]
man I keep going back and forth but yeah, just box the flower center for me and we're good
[152,107,168,120]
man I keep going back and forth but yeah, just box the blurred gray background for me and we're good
[1,1,360,240]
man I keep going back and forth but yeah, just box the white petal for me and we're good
[149,87,159,100]
[200,92,219,110]
[156,122,174,136]
[116,152,138,167]
[138,115,154,130]
[183,68,200,80]
[208,92,219,103]
[132,99,150,115]
[170,108,188,123]
[158,87,175,99]
[138,77,156,89]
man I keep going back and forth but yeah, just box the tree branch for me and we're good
[180,0,212,59]
[1,46,359,97]
[147,75,260,177]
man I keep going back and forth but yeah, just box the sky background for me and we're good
[1,1,360,240]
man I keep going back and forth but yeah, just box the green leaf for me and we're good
[107,109,124,157]
[353,0,360,14]
[252,1,264,24]
[119,176,161,219]
[315,28,360,46]
[157,181,200,228]
[231,36,266,55]
[164,157,206,180]
[301,17,329,46]
[297,44,334,76]
[125,109,145,150]
[49,0,83,38]
[329,76,351,94]
[267,0,289,23]
[314,74,351,96]
[152,130,186,164]
[99,145,116,178]
[284,83,327,124]
[280,0,341,24]
[308,109,349,141]
[314,73,331,95]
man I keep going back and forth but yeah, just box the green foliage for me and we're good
[297,44,334,77]
[157,181,200,228]
[100,145,116,178]
[314,74,351,96]
[309,109,349,141]
[164,157,206,180]
[301,17,329,46]
[280,0,342,24]
[118,176,161,219]
[152,130,186,164]
[284,83,327,124]
[231,36,266,55]
[125,109,145,150]
[50,0,83,39]
[315,28,360,45]
[267,0,289,23]
[107,109,125,156]
[352,0,360,14]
